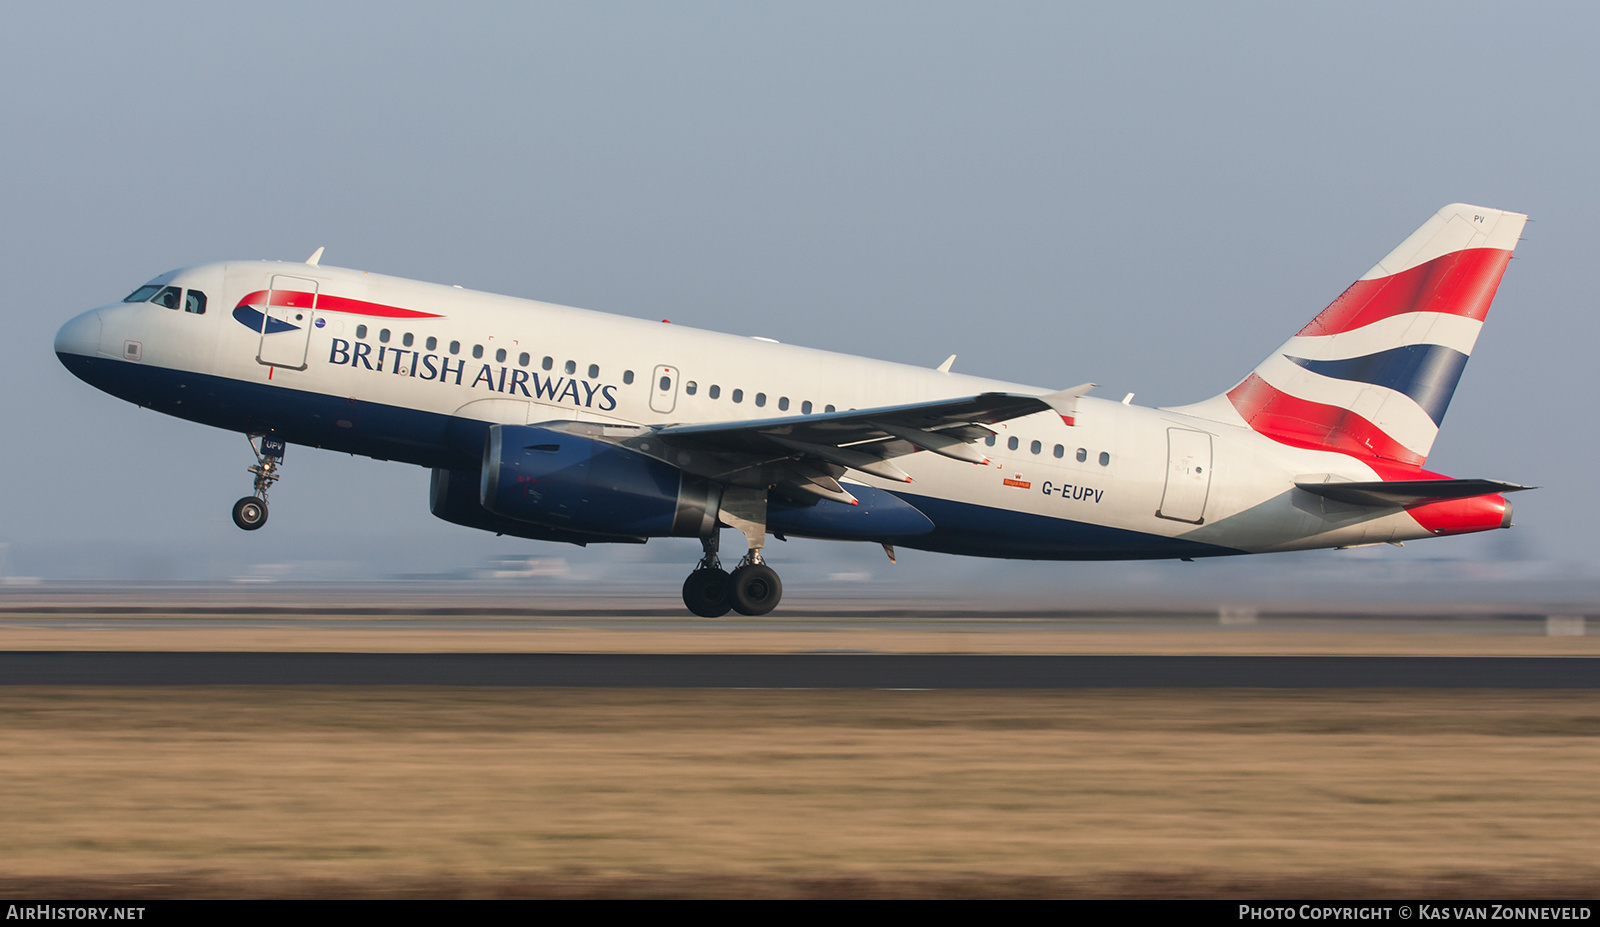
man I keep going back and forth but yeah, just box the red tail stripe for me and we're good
[236,290,443,320]
[1296,247,1512,337]
[1227,373,1424,467]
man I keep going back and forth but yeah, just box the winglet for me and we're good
[305,247,325,267]
[1042,383,1095,426]
[936,354,956,373]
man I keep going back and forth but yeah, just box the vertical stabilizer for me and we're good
[1166,204,1526,466]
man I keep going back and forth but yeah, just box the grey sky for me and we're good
[1,3,1593,582]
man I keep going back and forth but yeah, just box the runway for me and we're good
[2,652,1598,687]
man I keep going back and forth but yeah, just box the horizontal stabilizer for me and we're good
[1295,477,1534,507]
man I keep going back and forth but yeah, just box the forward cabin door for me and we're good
[1157,428,1212,524]
[257,274,318,370]
[650,364,679,414]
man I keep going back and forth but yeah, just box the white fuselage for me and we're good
[54,259,1470,560]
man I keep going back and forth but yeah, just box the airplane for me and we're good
[54,203,1531,616]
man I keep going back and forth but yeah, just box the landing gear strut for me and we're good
[681,488,784,617]
[232,435,285,531]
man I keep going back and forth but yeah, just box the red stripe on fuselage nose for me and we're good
[1297,247,1513,337]
[235,290,444,320]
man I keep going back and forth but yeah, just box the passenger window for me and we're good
[825,405,835,413]
[426,336,437,351]
[564,360,576,375]
[1053,444,1064,458]
[495,348,507,362]
[152,286,181,309]
[379,329,391,343]
[542,356,553,370]
[472,345,484,359]
[588,364,599,379]
[1031,440,1042,455]
[659,375,672,391]
[623,370,634,384]
[1008,436,1019,451]
[685,381,697,395]
[778,397,789,411]
[1076,448,1087,462]
[755,393,766,407]
[709,385,721,399]
[985,435,996,447]
[1099,452,1111,466]
[403,333,414,347]
[518,352,530,366]
[450,341,461,355]
[183,290,206,314]
[732,389,743,403]
[801,401,812,414]
[124,285,162,303]
[357,325,369,339]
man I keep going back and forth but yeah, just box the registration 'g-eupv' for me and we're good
[55,204,1532,616]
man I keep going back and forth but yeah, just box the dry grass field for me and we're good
[1,686,1598,898]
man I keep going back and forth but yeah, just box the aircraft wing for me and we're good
[617,389,1089,501]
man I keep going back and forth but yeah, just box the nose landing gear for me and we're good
[232,435,285,531]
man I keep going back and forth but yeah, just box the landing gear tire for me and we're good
[232,496,268,531]
[730,563,783,617]
[682,568,734,618]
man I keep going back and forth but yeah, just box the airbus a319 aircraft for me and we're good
[55,204,1531,616]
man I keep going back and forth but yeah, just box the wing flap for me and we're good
[628,391,1068,497]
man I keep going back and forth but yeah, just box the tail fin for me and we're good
[1168,204,1527,466]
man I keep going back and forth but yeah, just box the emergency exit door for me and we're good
[650,364,679,414]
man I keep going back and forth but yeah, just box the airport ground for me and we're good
[1,585,1597,898]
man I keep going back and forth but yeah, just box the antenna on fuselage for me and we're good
[936,354,956,373]
[305,247,325,267]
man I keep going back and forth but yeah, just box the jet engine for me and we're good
[479,424,721,538]
[429,466,646,545]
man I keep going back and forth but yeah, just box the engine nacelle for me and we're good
[481,425,720,538]
[429,467,646,545]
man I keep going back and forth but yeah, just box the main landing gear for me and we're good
[232,435,285,531]
[681,533,785,618]
[681,489,783,617]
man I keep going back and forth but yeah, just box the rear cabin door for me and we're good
[650,364,679,414]
[257,274,318,370]
[1157,428,1212,524]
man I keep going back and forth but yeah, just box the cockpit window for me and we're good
[184,290,206,314]
[151,286,182,310]
[124,285,162,303]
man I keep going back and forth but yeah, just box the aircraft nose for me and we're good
[54,309,102,358]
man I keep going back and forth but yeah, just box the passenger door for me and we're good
[1157,428,1212,524]
[257,274,318,370]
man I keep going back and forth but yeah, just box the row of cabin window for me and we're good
[352,325,623,382]
[985,434,1111,466]
[682,381,834,415]
[347,325,841,415]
